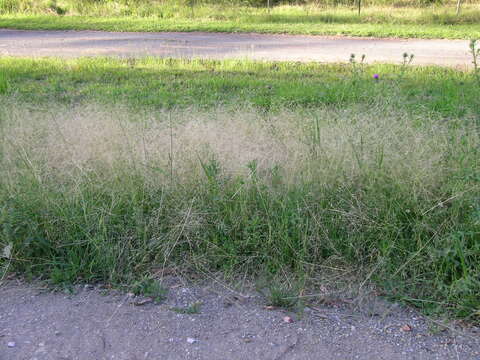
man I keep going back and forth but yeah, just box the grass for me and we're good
[171,302,202,314]
[0,72,9,94]
[0,1,479,39]
[0,57,478,117]
[265,285,300,310]
[0,56,479,322]
[130,278,168,302]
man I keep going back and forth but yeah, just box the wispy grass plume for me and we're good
[1,99,478,320]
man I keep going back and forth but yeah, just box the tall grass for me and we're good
[0,0,478,24]
[1,0,478,38]
[0,99,479,320]
[0,72,9,94]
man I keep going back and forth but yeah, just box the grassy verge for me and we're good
[0,57,479,116]
[0,57,479,321]
[0,3,479,39]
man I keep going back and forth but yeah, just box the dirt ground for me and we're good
[0,29,471,67]
[1,280,479,360]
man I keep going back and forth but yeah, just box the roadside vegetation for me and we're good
[0,56,479,322]
[0,0,479,39]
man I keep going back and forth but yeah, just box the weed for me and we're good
[399,52,415,79]
[470,39,480,84]
[349,53,366,83]
[46,0,66,15]
[402,52,415,67]
[130,278,167,303]
[263,284,299,310]
[0,72,10,95]
[171,301,202,314]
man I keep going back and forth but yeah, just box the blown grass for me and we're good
[0,1,479,39]
[0,57,479,321]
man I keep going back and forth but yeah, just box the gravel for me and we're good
[0,280,479,360]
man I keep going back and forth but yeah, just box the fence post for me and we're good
[456,0,463,16]
[188,0,195,18]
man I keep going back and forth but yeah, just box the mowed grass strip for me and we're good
[1,57,479,117]
[0,57,479,321]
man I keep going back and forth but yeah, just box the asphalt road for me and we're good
[0,29,472,67]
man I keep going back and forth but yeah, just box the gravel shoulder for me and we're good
[1,280,479,360]
[0,29,472,67]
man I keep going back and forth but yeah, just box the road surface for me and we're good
[0,29,472,67]
[1,281,479,360]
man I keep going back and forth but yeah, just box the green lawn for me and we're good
[1,3,479,39]
[1,57,479,116]
[0,57,479,321]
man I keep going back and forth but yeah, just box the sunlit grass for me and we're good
[1,99,479,320]
[0,2,479,38]
[0,57,478,117]
[0,56,479,321]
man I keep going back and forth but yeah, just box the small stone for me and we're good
[401,324,413,332]
[133,298,153,306]
[186,337,198,344]
[283,316,294,323]
[7,341,15,348]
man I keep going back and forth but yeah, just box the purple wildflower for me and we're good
[373,74,379,80]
